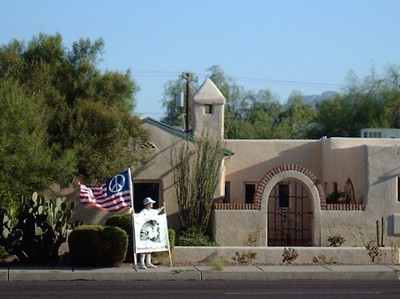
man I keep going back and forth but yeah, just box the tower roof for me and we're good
[193,78,226,104]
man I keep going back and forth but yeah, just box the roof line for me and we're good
[141,117,234,157]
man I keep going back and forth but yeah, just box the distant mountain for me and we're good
[304,91,338,105]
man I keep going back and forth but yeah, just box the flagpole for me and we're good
[128,168,138,271]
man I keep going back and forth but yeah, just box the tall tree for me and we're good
[0,34,149,194]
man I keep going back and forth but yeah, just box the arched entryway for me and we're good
[267,180,313,246]
[253,164,325,247]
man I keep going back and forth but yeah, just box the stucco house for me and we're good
[130,78,400,248]
[69,78,400,248]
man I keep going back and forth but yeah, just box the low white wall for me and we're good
[210,211,265,246]
[171,246,398,266]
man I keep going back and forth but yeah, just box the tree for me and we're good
[311,66,400,138]
[161,73,199,127]
[276,92,316,139]
[0,79,75,196]
[171,131,225,233]
[0,33,149,194]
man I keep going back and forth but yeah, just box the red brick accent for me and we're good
[253,164,327,210]
[325,204,365,211]
[213,203,256,210]
[214,164,363,212]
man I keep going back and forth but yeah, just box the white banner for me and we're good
[134,213,169,254]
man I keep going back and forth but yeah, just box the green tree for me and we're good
[161,73,199,127]
[0,33,149,192]
[0,79,75,196]
[276,92,316,139]
[312,66,400,138]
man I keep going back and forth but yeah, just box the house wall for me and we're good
[318,139,400,246]
[132,122,189,229]
[213,137,400,246]
[320,138,366,202]
[224,139,322,204]
[365,144,400,244]
[210,210,264,246]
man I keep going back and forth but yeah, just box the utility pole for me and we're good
[181,72,197,132]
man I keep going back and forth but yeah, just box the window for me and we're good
[245,183,256,204]
[205,104,213,114]
[344,178,355,204]
[133,181,160,212]
[224,181,231,203]
[368,131,382,138]
[278,183,290,209]
[333,182,338,193]
[398,177,400,202]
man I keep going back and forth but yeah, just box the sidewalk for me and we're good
[1,264,399,281]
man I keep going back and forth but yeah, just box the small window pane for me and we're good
[398,177,400,202]
[278,184,290,208]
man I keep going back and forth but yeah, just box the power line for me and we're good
[132,70,343,89]
[230,75,343,88]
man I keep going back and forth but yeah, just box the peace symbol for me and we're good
[108,174,126,193]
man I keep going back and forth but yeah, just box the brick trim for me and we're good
[253,164,326,210]
[213,203,256,210]
[325,203,365,211]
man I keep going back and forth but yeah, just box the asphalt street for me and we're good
[1,280,400,299]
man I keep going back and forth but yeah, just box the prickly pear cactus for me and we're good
[0,207,22,251]
[8,192,76,264]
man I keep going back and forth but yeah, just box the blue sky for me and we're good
[1,0,400,120]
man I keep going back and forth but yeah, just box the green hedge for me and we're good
[68,225,128,267]
[105,215,134,262]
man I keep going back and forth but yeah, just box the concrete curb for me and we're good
[1,265,399,281]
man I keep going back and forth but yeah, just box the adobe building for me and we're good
[130,78,400,248]
[67,78,400,248]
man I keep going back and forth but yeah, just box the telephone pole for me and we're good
[181,72,197,132]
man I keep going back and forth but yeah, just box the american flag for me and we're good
[79,169,132,212]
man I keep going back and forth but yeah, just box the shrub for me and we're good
[168,228,176,251]
[282,247,298,265]
[366,240,384,263]
[327,234,346,247]
[100,226,129,266]
[105,214,133,262]
[232,251,257,265]
[176,229,217,246]
[211,255,225,271]
[0,245,8,263]
[68,225,128,266]
[0,190,20,214]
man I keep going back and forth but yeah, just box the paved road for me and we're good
[1,280,400,299]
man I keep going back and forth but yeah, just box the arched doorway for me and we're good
[267,180,313,246]
[253,164,324,247]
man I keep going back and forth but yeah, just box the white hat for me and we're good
[143,197,156,205]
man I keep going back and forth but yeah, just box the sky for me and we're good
[1,0,400,120]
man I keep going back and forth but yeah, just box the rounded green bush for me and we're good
[68,224,128,266]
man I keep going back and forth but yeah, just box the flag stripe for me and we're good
[79,169,132,212]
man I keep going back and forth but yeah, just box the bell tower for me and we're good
[192,78,225,139]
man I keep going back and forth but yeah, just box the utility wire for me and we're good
[132,70,343,88]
